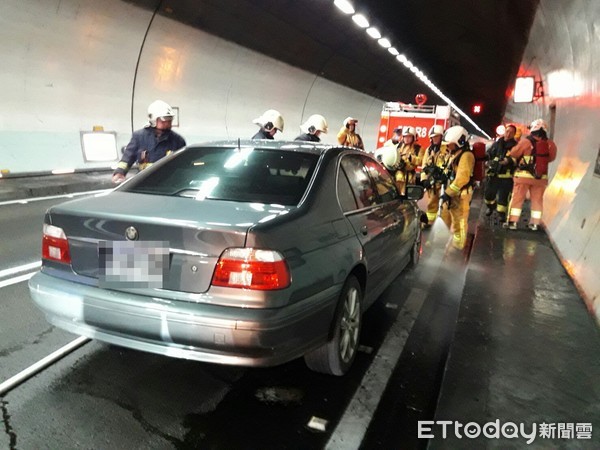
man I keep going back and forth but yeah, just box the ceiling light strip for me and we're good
[331,1,491,138]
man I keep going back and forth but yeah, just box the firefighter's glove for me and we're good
[112,173,126,184]
[440,192,452,209]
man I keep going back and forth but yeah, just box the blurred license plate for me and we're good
[98,241,169,288]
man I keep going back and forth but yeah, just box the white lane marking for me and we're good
[0,188,111,207]
[0,336,90,396]
[0,272,36,289]
[326,288,427,450]
[0,261,41,279]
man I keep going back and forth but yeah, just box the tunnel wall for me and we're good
[0,0,383,175]
[504,0,600,322]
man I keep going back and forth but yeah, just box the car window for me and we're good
[340,155,378,209]
[337,168,358,212]
[361,156,400,203]
[121,147,319,206]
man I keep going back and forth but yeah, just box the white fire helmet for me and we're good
[253,109,284,132]
[343,117,358,127]
[529,119,548,133]
[301,114,328,134]
[443,125,469,148]
[147,100,175,127]
[402,126,416,137]
[375,146,400,170]
[429,125,445,137]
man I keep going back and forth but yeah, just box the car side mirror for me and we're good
[405,185,425,201]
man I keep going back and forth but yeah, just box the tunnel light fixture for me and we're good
[396,54,408,64]
[334,0,355,15]
[388,47,399,56]
[378,38,391,48]
[366,27,381,39]
[352,14,369,28]
[513,76,536,103]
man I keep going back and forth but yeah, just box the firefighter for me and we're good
[112,100,186,184]
[295,114,328,142]
[440,126,475,250]
[395,126,425,194]
[505,119,557,230]
[337,117,364,149]
[484,124,518,221]
[420,125,449,225]
[252,109,284,140]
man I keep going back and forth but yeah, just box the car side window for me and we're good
[340,155,378,209]
[337,167,359,212]
[361,156,400,203]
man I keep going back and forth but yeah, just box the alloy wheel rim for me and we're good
[339,286,360,363]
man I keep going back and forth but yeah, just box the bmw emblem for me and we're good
[125,226,138,241]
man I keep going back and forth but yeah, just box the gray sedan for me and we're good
[29,140,423,375]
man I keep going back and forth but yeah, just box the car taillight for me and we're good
[212,248,290,290]
[42,224,71,264]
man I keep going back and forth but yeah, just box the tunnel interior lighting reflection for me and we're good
[547,70,583,98]
[334,0,355,14]
[352,14,369,28]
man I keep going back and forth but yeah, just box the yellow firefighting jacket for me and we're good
[337,127,364,149]
[445,149,475,197]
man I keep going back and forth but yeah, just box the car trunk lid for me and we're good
[46,192,292,294]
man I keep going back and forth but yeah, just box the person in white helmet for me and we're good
[112,100,186,184]
[484,124,518,222]
[395,126,425,194]
[337,117,364,149]
[295,114,328,142]
[420,124,449,226]
[252,109,284,140]
[504,119,557,230]
[439,125,475,250]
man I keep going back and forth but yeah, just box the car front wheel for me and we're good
[304,276,362,376]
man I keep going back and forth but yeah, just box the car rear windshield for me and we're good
[121,146,320,206]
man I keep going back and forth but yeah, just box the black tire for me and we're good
[410,225,422,267]
[304,276,362,376]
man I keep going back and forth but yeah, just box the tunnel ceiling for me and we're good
[125,0,539,135]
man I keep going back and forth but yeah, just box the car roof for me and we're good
[186,140,336,156]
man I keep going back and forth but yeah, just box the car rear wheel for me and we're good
[304,276,362,376]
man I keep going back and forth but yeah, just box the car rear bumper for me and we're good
[28,271,339,367]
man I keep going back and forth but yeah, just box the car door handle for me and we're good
[360,225,368,236]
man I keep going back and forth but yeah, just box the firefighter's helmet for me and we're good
[429,125,444,137]
[529,119,548,133]
[402,126,416,137]
[301,114,328,134]
[443,126,469,148]
[253,109,284,132]
[375,146,400,170]
[343,117,358,127]
[148,100,175,127]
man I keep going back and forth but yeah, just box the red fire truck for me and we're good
[376,101,461,149]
